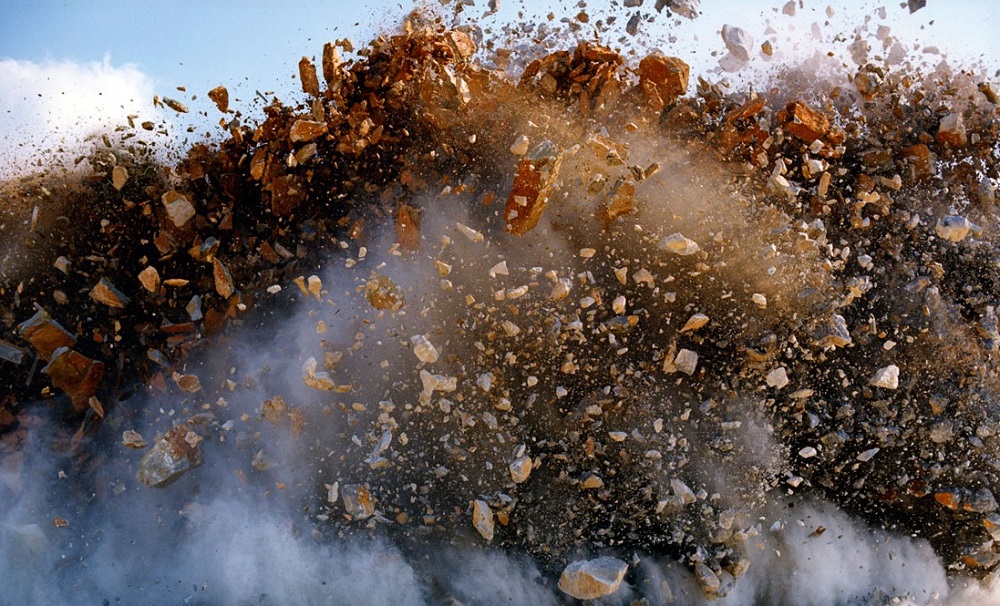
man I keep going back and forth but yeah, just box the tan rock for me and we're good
[558,557,628,600]
[90,278,130,308]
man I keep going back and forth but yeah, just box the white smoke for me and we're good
[0,57,169,178]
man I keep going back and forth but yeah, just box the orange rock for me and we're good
[504,141,563,235]
[599,179,636,226]
[213,258,235,298]
[298,57,321,97]
[783,101,830,143]
[17,309,77,360]
[396,204,421,252]
[266,174,308,216]
[90,277,130,309]
[208,85,229,113]
[289,119,328,143]
[637,54,690,111]
[44,347,105,414]
[901,143,936,180]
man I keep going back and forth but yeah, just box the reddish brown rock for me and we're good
[17,309,77,360]
[43,347,105,413]
[783,101,830,143]
[504,141,563,235]
[637,54,690,111]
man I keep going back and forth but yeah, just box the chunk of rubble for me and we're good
[765,367,789,389]
[208,85,229,113]
[213,259,235,298]
[936,113,967,147]
[509,455,532,483]
[137,425,204,488]
[680,313,709,333]
[161,191,196,227]
[637,54,690,110]
[44,347,105,412]
[935,215,973,242]
[870,364,900,389]
[782,101,830,143]
[558,557,628,600]
[17,309,76,360]
[472,499,495,541]
[289,119,328,143]
[122,430,147,449]
[672,348,699,375]
[138,266,161,293]
[658,233,700,255]
[111,166,128,191]
[694,561,722,599]
[0,339,26,365]
[721,25,754,62]
[504,141,563,235]
[89,278,130,308]
[411,335,440,364]
[365,273,404,311]
[342,484,375,519]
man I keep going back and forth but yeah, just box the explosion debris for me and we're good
[2,2,1000,604]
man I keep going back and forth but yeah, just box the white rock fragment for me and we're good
[608,431,627,442]
[935,215,973,242]
[410,335,440,364]
[558,557,629,600]
[765,367,789,389]
[509,455,532,483]
[161,191,195,227]
[752,293,767,308]
[857,447,880,462]
[302,357,338,391]
[456,222,484,243]
[721,24,755,62]
[612,295,627,315]
[472,499,495,541]
[671,479,697,505]
[680,313,709,333]
[550,278,572,300]
[509,135,530,155]
[489,260,509,278]
[870,364,900,389]
[658,232,700,255]
[798,446,818,458]
[673,349,698,376]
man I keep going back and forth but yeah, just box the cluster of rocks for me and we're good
[1,5,999,602]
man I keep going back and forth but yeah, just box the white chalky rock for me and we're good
[870,364,900,389]
[721,24,755,62]
[509,456,532,483]
[658,232,700,255]
[410,335,440,364]
[558,557,628,600]
[673,348,699,376]
[935,215,973,242]
[766,367,789,389]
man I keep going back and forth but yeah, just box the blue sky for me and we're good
[1,0,996,175]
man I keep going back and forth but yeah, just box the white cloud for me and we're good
[0,57,168,178]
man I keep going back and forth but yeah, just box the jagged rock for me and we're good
[558,557,628,600]
[17,309,76,360]
[870,365,900,389]
[504,141,563,235]
[43,347,104,413]
[137,426,204,488]
[472,499,495,541]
